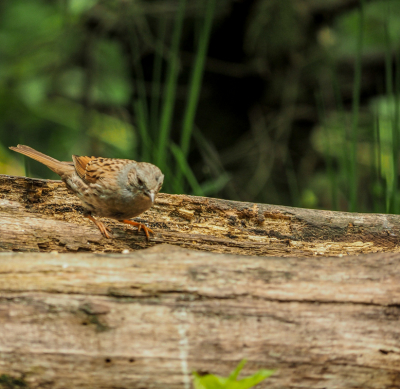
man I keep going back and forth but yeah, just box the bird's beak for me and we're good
[146,190,155,203]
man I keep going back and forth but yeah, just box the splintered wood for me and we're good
[1,174,400,255]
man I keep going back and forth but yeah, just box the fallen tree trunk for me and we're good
[0,245,399,388]
[1,174,400,256]
[1,175,400,388]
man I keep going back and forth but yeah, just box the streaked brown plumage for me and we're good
[9,145,164,240]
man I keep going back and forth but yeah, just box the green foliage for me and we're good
[0,374,27,389]
[334,0,400,56]
[0,0,227,196]
[193,360,274,389]
[0,0,137,177]
[2,0,400,211]
[306,0,400,213]
[135,0,221,196]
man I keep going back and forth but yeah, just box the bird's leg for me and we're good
[120,219,154,240]
[85,212,112,239]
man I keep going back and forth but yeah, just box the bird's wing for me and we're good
[72,156,97,183]
[72,156,133,184]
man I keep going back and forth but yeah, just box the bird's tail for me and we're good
[9,144,72,176]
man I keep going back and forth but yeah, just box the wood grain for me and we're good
[1,174,400,256]
[0,245,399,388]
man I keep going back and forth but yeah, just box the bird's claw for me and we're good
[86,214,113,239]
[121,219,154,241]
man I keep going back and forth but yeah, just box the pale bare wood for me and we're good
[0,245,399,388]
[1,174,400,256]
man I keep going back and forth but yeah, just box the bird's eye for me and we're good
[138,178,144,187]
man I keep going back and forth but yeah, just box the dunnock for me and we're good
[9,145,164,240]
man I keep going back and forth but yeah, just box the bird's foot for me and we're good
[121,219,154,241]
[86,214,113,239]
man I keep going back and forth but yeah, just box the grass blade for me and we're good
[150,17,167,139]
[349,0,365,211]
[156,0,186,168]
[170,142,204,195]
[180,0,216,157]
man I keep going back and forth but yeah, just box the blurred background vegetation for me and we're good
[1,0,400,213]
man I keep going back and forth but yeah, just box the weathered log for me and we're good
[0,245,399,388]
[1,174,400,388]
[1,174,400,256]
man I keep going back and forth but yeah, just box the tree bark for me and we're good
[1,174,400,256]
[0,245,399,388]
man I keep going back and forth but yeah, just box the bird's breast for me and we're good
[87,188,152,220]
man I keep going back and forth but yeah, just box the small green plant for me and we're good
[0,374,27,389]
[192,359,274,389]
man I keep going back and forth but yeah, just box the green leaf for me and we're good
[193,373,228,389]
[231,369,275,389]
[193,360,275,389]
[228,359,247,381]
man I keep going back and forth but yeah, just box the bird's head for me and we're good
[126,163,164,203]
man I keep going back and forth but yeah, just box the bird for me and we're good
[9,144,164,240]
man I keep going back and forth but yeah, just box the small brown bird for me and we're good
[9,145,164,240]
